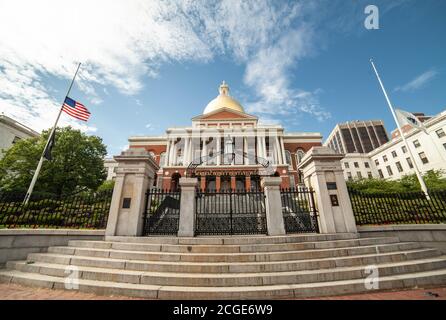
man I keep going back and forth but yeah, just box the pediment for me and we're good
[192,108,257,121]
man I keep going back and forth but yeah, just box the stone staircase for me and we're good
[1,233,446,299]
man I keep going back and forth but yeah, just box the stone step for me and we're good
[67,237,400,254]
[1,267,446,299]
[24,248,441,274]
[7,256,446,287]
[46,242,423,263]
[105,233,359,245]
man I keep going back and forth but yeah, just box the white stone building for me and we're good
[328,110,446,181]
[0,114,39,159]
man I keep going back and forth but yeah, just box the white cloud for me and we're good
[395,69,438,92]
[0,0,329,133]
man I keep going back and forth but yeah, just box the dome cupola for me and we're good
[203,81,244,114]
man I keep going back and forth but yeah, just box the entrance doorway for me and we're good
[220,175,231,191]
[206,176,216,191]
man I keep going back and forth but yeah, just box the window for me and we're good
[344,162,350,169]
[391,151,397,158]
[367,172,373,179]
[347,172,353,181]
[354,162,359,168]
[383,155,388,162]
[402,146,407,153]
[386,165,393,176]
[406,157,414,169]
[357,172,362,179]
[444,143,446,151]
[364,162,370,168]
[419,152,429,164]
[395,161,403,173]
[375,159,379,166]
[436,128,446,138]
[285,150,292,166]
[378,169,384,179]
[413,140,421,148]
[296,149,305,164]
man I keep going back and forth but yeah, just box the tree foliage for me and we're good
[0,127,107,196]
[347,170,446,193]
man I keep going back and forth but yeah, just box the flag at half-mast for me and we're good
[62,97,90,121]
[395,109,427,133]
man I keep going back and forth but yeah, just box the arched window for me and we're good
[296,149,305,165]
[285,150,292,166]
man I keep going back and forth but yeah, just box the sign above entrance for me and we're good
[186,149,274,177]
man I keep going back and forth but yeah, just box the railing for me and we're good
[0,190,113,229]
[195,189,267,235]
[142,189,181,235]
[348,188,446,225]
[280,187,319,233]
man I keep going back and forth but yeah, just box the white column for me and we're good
[217,135,221,166]
[165,139,171,166]
[169,138,176,166]
[280,136,287,165]
[262,136,267,160]
[184,136,190,165]
[275,136,282,164]
[243,136,248,165]
[256,135,262,158]
[204,137,208,159]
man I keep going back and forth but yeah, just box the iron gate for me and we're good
[280,187,319,233]
[195,189,267,235]
[142,189,181,236]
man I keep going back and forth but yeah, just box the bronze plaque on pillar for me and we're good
[122,197,131,209]
[330,194,339,206]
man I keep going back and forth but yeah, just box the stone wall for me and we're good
[0,229,104,266]
[358,224,446,253]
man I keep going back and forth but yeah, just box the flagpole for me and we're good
[370,59,429,198]
[23,62,82,204]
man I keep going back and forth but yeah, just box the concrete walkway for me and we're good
[0,283,445,300]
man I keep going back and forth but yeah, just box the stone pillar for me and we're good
[200,178,206,191]
[261,177,286,236]
[216,176,221,192]
[177,178,198,237]
[245,176,251,191]
[230,176,236,190]
[217,136,221,166]
[106,149,159,237]
[298,146,357,234]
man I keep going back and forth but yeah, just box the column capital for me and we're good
[261,177,282,187]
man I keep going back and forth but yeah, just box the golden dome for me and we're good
[203,81,245,114]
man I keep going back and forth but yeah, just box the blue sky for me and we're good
[0,0,445,156]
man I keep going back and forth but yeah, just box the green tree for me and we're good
[0,126,107,196]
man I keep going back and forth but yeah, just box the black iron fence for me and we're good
[142,188,181,236]
[348,188,446,225]
[195,189,267,235]
[0,190,113,229]
[280,187,319,233]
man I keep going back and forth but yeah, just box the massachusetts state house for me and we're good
[125,81,322,191]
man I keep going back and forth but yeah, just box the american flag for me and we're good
[62,97,90,121]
